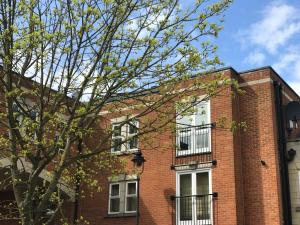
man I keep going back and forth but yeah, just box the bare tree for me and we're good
[0,0,233,224]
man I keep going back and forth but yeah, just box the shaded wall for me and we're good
[287,140,300,225]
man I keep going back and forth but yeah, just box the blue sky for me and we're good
[214,0,300,94]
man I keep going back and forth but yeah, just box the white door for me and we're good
[177,170,212,225]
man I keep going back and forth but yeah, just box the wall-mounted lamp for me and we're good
[132,151,146,168]
[287,148,296,162]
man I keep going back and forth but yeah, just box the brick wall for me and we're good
[239,69,282,225]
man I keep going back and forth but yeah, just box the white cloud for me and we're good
[287,81,300,96]
[273,46,300,79]
[239,1,300,54]
[243,50,266,66]
[126,12,171,39]
[236,1,300,95]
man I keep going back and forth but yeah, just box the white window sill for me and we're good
[106,212,137,218]
[111,149,140,156]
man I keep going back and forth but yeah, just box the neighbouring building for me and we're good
[286,101,300,225]
[287,140,300,225]
[1,66,300,225]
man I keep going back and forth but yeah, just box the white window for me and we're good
[176,100,211,156]
[109,183,121,214]
[176,170,212,225]
[108,181,137,215]
[111,120,139,153]
[125,182,137,213]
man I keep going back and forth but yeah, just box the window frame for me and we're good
[108,180,138,215]
[110,119,139,153]
[125,181,138,213]
[176,169,212,225]
[108,183,121,214]
[176,100,211,156]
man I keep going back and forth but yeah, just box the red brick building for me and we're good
[1,66,300,225]
[75,66,300,225]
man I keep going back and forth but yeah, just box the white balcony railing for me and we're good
[176,124,213,157]
[171,193,217,225]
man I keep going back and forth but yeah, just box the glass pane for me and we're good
[195,103,208,126]
[112,138,122,152]
[180,174,191,196]
[113,125,121,136]
[196,196,210,220]
[126,197,137,212]
[110,198,120,213]
[129,136,138,149]
[127,183,136,195]
[129,122,138,134]
[31,110,37,120]
[195,128,209,149]
[178,129,191,151]
[111,184,119,196]
[196,173,209,195]
[179,174,192,220]
[180,197,192,221]
[196,172,210,220]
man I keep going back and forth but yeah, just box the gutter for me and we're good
[274,81,292,225]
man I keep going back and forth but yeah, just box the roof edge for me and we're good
[238,65,273,74]
[190,66,239,79]
[239,65,300,100]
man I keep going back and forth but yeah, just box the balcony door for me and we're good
[176,170,212,225]
[176,101,211,156]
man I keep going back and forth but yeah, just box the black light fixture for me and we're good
[132,151,146,168]
[287,148,296,162]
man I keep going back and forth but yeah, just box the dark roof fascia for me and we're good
[238,66,272,74]
[190,66,239,79]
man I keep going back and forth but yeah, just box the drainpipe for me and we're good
[136,176,140,225]
[274,81,292,225]
[73,139,82,225]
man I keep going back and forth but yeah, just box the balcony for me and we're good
[172,123,216,168]
[171,193,217,225]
